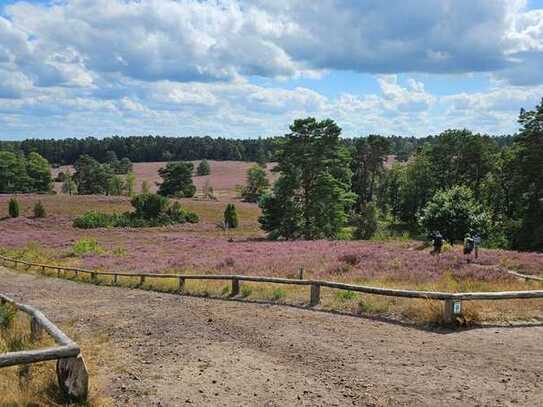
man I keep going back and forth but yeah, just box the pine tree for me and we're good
[224,204,239,229]
[259,118,355,240]
[8,197,19,218]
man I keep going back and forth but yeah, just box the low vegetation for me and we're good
[73,193,199,228]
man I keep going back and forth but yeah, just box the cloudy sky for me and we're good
[1,0,542,140]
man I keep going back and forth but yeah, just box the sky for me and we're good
[0,0,542,140]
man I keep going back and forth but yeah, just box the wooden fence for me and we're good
[2,254,543,325]
[0,293,88,401]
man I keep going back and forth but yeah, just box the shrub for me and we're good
[33,201,46,218]
[185,211,200,223]
[73,211,117,229]
[224,203,239,229]
[196,160,211,176]
[336,290,357,301]
[0,303,17,329]
[73,194,199,228]
[271,288,286,300]
[338,253,362,266]
[240,285,252,298]
[131,193,169,220]
[8,197,19,218]
[72,238,103,256]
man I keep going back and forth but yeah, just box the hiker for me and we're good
[463,233,475,263]
[430,231,444,255]
[473,232,481,259]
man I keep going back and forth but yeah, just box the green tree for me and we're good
[353,202,378,240]
[157,162,196,197]
[73,155,114,194]
[510,99,543,250]
[61,172,78,195]
[419,186,489,243]
[25,152,52,192]
[224,203,239,229]
[33,201,46,218]
[141,180,150,194]
[8,197,19,218]
[259,118,355,240]
[196,160,211,176]
[107,175,126,196]
[351,135,390,207]
[126,172,136,197]
[241,165,270,202]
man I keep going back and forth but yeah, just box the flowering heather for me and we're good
[1,195,543,291]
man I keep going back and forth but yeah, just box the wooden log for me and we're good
[231,279,240,296]
[178,277,185,293]
[0,345,80,368]
[310,284,321,307]
[57,354,89,402]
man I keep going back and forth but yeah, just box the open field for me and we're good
[1,193,543,324]
[53,160,278,199]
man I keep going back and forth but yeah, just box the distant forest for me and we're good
[0,134,515,165]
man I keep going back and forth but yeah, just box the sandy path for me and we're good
[1,267,542,406]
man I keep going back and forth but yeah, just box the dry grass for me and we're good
[0,303,112,407]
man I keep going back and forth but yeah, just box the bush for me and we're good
[131,193,169,220]
[0,303,17,328]
[73,193,199,229]
[224,203,239,229]
[271,288,286,300]
[8,197,19,218]
[32,201,46,218]
[73,211,117,229]
[419,185,490,243]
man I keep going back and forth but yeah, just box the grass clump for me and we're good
[73,239,103,256]
[271,288,286,300]
[336,290,357,301]
[240,285,252,298]
[0,302,17,329]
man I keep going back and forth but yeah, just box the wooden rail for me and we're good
[2,254,543,325]
[0,293,88,401]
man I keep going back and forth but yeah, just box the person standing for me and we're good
[431,231,444,256]
[473,232,481,259]
[464,233,475,263]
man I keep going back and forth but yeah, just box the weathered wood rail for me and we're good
[2,254,543,325]
[0,293,88,401]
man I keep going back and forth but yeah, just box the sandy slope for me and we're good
[1,267,542,406]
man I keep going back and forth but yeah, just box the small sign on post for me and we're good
[453,301,462,315]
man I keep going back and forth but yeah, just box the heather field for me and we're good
[2,193,543,323]
[53,160,278,199]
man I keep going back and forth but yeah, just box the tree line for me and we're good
[258,99,543,251]
[0,134,514,166]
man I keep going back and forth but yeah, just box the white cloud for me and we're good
[0,0,542,139]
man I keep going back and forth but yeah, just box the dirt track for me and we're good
[1,267,542,406]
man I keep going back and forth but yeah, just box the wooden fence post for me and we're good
[91,273,96,283]
[57,354,89,402]
[443,299,462,325]
[310,284,321,306]
[30,317,43,342]
[139,276,145,286]
[298,267,304,280]
[113,274,118,285]
[178,277,185,293]
[231,279,240,296]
